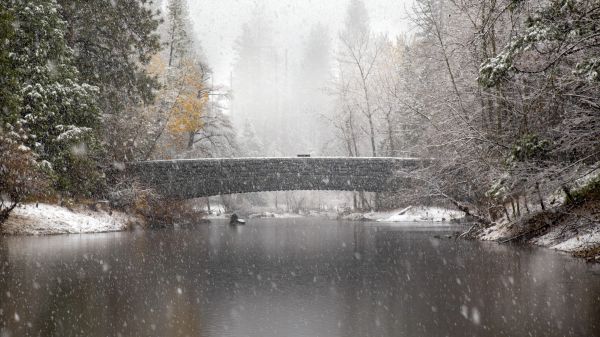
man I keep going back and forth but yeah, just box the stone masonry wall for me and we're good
[127,158,427,198]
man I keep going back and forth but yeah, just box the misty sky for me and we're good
[187,0,414,86]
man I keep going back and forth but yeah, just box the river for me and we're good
[0,218,599,337]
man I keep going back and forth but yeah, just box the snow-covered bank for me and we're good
[2,203,138,235]
[205,210,309,220]
[478,208,600,260]
[203,205,464,224]
[248,212,305,219]
[341,206,463,223]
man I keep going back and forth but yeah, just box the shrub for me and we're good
[570,175,600,204]
[52,126,105,198]
[0,124,50,224]
[508,134,550,164]
[108,180,204,227]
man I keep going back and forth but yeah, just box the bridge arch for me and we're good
[127,157,428,199]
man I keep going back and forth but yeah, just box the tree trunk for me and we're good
[503,205,510,221]
[0,201,18,225]
[510,199,516,217]
[536,183,545,210]
[387,113,396,156]
[187,131,195,150]
[361,77,377,158]
[168,19,177,67]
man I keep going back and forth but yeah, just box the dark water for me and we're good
[1,219,599,337]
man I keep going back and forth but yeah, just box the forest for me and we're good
[0,0,599,230]
[1,2,599,335]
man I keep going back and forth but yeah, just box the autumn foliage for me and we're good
[168,61,209,135]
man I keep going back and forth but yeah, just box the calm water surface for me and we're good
[1,218,599,337]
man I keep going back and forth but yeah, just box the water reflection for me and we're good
[0,219,599,337]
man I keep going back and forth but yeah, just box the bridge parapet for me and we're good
[127,157,428,198]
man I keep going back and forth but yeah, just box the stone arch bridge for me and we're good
[126,157,429,199]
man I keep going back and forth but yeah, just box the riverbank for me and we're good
[1,203,139,235]
[205,205,464,224]
[206,211,306,220]
[476,198,600,262]
[340,206,464,223]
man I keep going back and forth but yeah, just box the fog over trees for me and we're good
[230,6,334,157]
[221,0,599,216]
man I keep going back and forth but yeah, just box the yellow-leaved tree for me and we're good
[167,59,210,150]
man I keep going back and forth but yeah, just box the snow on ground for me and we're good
[532,224,600,252]
[203,208,307,220]
[342,206,463,223]
[203,205,229,219]
[205,212,229,220]
[249,212,304,219]
[551,230,600,252]
[2,203,136,235]
[479,223,518,241]
[378,206,462,223]
[480,217,600,254]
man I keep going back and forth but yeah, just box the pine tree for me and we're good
[342,0,370,43]
[55,0,162,163]
[0,4,19,124]
[166,0,190,67]
[57,0,162,117]
[5,0,102,196]
[240,118,264,157]
[231,8,278,152]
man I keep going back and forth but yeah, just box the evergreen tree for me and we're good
[239,118,263,157]
[57,0,162,117]
[231,8,278,154]
[342,0,370,44]
[0,4,19,123]
[295,23,332,154]
[166,0,190,67]
[5,0,102,196]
